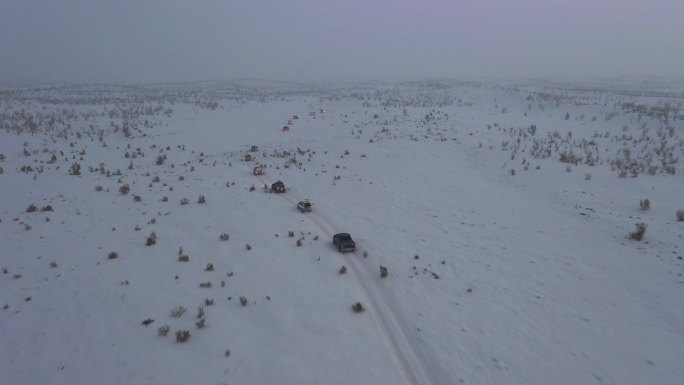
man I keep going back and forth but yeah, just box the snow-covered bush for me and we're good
[639,199,650,211]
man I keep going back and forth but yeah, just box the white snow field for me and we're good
[0,79,683,385]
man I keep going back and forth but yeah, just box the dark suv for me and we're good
[333,233,356,252]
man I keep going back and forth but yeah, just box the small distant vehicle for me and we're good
[297,199,312,212]
[271,180,286,193]
[282,126,290,132]
[333,233,356,252]
[253,166,264,175]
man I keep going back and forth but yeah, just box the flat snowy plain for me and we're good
[0,80,682,385]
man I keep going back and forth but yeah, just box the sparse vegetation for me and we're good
[119,184,130,195]
[677,210,684,222]
[380,265,388,278]
[158,324,170,336]
[146,232,157,246]
[108,251,118,259]
[640,199,650,211]
[629,223,647,241]
[339,265,347,274]
[170,306,187,318]
[219,233,229,241]
[239,296,248,306]
[352,302,365,313]
[175,330,191,343]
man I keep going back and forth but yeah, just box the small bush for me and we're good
[180,197,189,205]
[146,232,157,246]
[119,184,130,195]
[677,210,684,222]
[170,306,187,318]
[352,302,365,313]
[95,185,103,191]
[239,296,248,306]
[158,324,170,336]
[205,298,215,306]
[205,263,214,271]
[196,307,205,318]
[296,239,303,247]
[198,195,206,204]
[178,255,190,262]
[219,233,229,241]
[249,185,256,192]
[108,251,118,259]
[196,318,206,329]
[26,204,37,213]
[380,265,388,278]
[629,223,647,241]
[199,281,212,288]
[288,231,294,238]
[245,244,252,251]
[50,261,58,268]
[639,199,650,211]
[69,163,81,176]
[133,195,141,202]
[175,330,191,343]
[339,265,347,274]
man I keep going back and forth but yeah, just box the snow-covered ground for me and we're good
[1,79,683,385]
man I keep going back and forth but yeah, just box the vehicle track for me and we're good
[245,164,436,385]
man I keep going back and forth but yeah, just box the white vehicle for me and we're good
[297,199,312,212]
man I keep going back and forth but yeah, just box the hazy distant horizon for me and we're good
[2,0,683,85]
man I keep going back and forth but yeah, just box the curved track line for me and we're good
[244,162,436,385]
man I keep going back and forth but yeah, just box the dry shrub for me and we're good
[677,210,684,222]
[629,223,647,241]
[239,296,248,306]
[219,233,229,241]
[339,265,347,274]
[119,184,130,195]
[380,265,388,278]
[178,255,189,262]
[175,330,191,343]
[352,302,365,313]
[158,324,170,336]
[639,199,650,211]
[108,251,118,259]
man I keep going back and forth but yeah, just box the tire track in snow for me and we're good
[244,163,436,385]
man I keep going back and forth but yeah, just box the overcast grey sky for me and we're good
[1,0,683,84]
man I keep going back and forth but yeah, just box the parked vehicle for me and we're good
[333,233,356,252]
[297,199,312,212]
[271,180,286,193]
